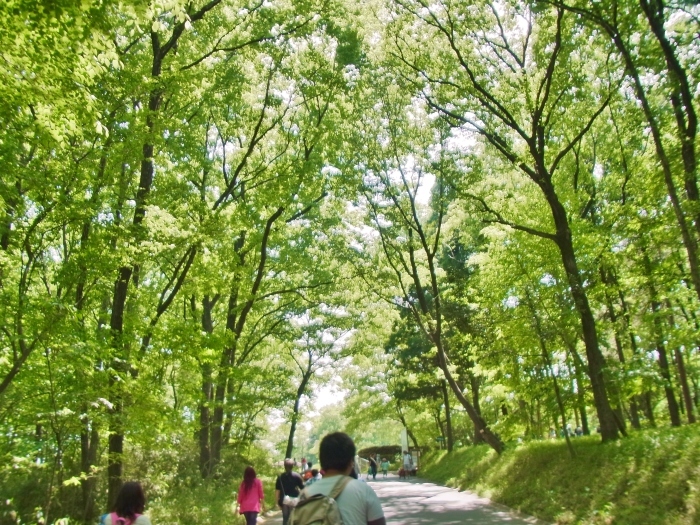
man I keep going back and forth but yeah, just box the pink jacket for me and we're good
[238,478,264,513]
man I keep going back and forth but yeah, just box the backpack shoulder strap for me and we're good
[297,485,310,502]
[329,476,352,500]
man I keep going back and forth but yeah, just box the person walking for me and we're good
[276,458,305,525]
[302,432,386,525]
[237,466,264,525]
[99,481,152,525]
[368,454,378,481]
[402,450,413,477]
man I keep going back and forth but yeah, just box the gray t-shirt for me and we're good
[302,476,384,525]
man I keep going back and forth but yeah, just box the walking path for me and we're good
[262,473,544,525]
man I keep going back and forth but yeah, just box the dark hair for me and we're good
[319,432,355,471]
[113,481,146,520]
[243,466,256,492]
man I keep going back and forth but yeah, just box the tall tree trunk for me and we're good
[198,295,217,477]
[640,392,656,427]
[541,179,619,441]
[210,342,233,471]
[578,403,589,436]
[641,246,681,426]
[407,428,419,449]
[75,189,104,520]
[441,380,454,452]
[666,303,696,424]
[639,0,699,236]
[564,336,592,435]
[435,411,445,448]
[467,374,485,445]
[80,409,99,523]
[611,273,644,429]
[601,267,638,429]
[674,346,696,424]
[107,45,164,506]
[436,349,503,453]
[107,376,124,507]
[655,331,681,427]
[199,360,214,477]
[526,291,575,457]
[285,371,312,459]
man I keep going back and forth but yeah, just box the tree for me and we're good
[284,309,353,458]
[345,77,505,452]
[385,0,623,441]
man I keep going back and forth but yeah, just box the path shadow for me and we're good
[371,477,542,525]
[261,476,543,525]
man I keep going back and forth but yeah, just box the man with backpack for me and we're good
[291,432,386,525]
[276,458,305,525]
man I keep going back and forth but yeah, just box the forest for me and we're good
[1,0,699,523]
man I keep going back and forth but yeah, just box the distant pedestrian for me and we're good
[380,458,389,478]
[276,458,305,525]
[305,468,321,486]
[368,454,378,481]
[99,481,152,525]
[402,450,413,474]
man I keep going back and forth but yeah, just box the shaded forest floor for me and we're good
[419,424,700,525]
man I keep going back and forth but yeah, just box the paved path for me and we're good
[261,474,543,525]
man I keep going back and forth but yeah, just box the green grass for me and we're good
[419,425,700,525]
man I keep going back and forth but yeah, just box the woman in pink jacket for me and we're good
[237,466,264,525]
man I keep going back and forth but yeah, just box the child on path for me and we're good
[380,458,389,478]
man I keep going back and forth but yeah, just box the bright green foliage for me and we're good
[420,424,700,525]
[2,0,700,522]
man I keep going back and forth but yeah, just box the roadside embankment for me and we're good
[419,425,700,524]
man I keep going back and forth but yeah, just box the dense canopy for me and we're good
[1,0,698,523]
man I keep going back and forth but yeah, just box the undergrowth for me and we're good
[419,425,700,525]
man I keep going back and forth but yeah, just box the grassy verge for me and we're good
[419,425,700,525]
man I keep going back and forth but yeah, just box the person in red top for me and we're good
[237,466,264,525]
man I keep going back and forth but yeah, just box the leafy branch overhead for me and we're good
[0,0,699,523]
